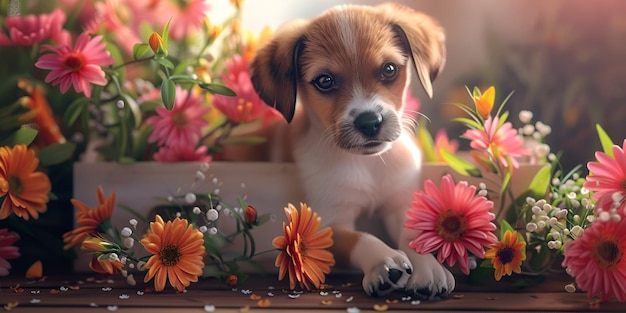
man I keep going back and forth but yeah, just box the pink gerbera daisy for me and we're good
[584,139,626,208]
[0,228,20,277]
[153,144,212,163]
[35,32,115,98]
[405,174,498,274]
[463,115,529,171]
[0,8,67,47]
[562,217,626,302]
[212,55,279,124]
[146,87,210,148]
[162,0,210,40]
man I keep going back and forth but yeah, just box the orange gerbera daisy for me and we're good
[140,215,206,292]
[63,186,115,250]
[272,203,335,290]
[0,144,51,221]
[484,230,526,281]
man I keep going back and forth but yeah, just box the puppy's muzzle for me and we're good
[354,111,384,138]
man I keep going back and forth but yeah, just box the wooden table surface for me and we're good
[1,272,624,312]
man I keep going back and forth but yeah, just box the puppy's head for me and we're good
[250,3,445,155]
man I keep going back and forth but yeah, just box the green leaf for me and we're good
[499,219,515,238]
[139,100,163,112]
[132,43,153,59]
[37,142,76,166]
[0,128,38,147]
[162,18,172,51]
[500,170,512,199]
[156,58,175,70]
[527,165,552,199]
[198,82,236,96]
[417,124,437,162]
[596,123,615,157]
[62,97,90,127]
[161,78,177,110]
[440,150,482,177]
[120,94,142,128]
[452,117,482,130]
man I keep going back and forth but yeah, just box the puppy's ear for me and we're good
[250,20,308,123]
[378,3,446,98]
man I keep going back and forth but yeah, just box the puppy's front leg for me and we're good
[331,226,412,296]
[384,209,455,299]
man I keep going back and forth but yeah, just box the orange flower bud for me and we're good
[245,205,257,224]
[225,274,238,287]
[473,86,495,119]
[148,32,164,54]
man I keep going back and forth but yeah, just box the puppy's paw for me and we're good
[405,253,455,300]
[362,250,413,297]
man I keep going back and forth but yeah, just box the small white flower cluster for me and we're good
[595,192,624,223]
[524,174,594,252]
[518,110,553,163]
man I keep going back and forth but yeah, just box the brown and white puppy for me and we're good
[250,3,454,298]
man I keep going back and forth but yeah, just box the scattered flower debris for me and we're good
[373,304,389,311]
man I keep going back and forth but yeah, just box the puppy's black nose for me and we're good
[354,111,383,138]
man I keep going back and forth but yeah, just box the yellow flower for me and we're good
[484,230,526,281]
[0,144,51,221]
[473,86,495,119]
[272,203,335,290]
[141,215,206,292]
[63,186,115,250]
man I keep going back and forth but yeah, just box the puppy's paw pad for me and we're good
[362,251,413,297]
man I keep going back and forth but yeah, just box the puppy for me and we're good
[250,3,454,298]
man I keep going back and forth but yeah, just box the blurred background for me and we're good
[221,0,626,170]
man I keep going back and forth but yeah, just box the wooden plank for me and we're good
[2,274,624,312]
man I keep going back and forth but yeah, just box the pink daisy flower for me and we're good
[0,8,67,47]
[562,217,626,302]
[463,115,529,171]
[584,139,626,208]
[0,228,20,277]
[213,55,279,124]
[163,0,210,40]
[405,174,498,274]
[34,32,115,98]
[153,144,212,163]
[146,87,210,148]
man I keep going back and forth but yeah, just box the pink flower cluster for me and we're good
[561,139,626,302]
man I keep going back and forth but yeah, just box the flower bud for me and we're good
[245,205,257,224]
[148,32,165,55]
[225,274,238,287]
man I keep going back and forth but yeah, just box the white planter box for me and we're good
[72,161,543,272]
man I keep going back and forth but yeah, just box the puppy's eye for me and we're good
[381,62,398,81]
[312,74,336,92]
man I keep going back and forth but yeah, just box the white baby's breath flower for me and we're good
[208,227,218,236]
[199,226,208,233]
[526,197,536,206]
[599,211,611,222]
[522,124,535,136]
[526,223,538,232]
[478,189,488,197]
[555,209,568,219]
[206,208,219,221]
[129,219,138,227]
[570,225,583,237]
[532,205,543,214]
[535,121,552,136]
[185,192,197,204]
[548,153,557,162]
[537,220,546,229]
[534,144,550,159]
[123,237,134,249]
[121,227,132,237]
[519,110,533,123]
[192,206,202,215]
[109,253,119,262]
[195,170,206,181]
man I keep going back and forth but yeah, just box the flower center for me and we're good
[172,112,189,129]
[8,175,22,195]
[496,247,515,265]
[159,244,182,266]
[63,53,85,71]
[593,239,622,269]
[435,210,467,241]
[236,98,253,122]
